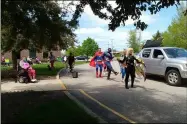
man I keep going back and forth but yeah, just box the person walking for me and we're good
[102,48,118,80]
[49,52,55,69]
[90,48,104,78]
[118,48,144,89]
[67,53,75,72]
[118,49,127,82]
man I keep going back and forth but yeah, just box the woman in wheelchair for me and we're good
[19,57,37,82]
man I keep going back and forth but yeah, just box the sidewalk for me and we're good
[1,79,63,93]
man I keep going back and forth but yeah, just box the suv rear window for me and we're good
[142,49,151,58]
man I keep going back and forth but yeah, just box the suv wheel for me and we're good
[166,69,181,86]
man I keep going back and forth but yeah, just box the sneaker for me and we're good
[31,79,37,82]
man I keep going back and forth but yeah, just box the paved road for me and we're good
[60,61,187,123]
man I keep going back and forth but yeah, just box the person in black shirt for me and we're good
[67,52,75,72]
[118,48,143,89]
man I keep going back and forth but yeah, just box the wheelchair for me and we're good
[17,65,31,83]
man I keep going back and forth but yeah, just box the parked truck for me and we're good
[137,47,187,86]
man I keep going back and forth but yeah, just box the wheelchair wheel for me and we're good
[18,76,25,83]
[25,78,29,84]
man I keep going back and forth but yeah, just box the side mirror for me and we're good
[157,55,164,59]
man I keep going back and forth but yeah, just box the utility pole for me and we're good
[137,29,141,51]
[111,39,114,54]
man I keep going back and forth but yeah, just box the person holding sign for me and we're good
[118,48,145,89]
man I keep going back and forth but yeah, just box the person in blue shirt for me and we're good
[102,48,118,80]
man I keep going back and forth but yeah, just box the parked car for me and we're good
[75,56,89,61]
[138,47,187,86]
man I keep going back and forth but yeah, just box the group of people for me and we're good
[90,48,118,79]
[90,48,146,89]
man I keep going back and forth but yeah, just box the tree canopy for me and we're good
[71,0,185,31]
[152,30,163,41]
[81,38,99,57]
[127,30,141,53]
[162,4,187,49]
[1,1,78,69]
[66,45,83,56]
[1,1,77,53]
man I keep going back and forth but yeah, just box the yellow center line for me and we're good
[58,77,136,124]
[79,89,137,124]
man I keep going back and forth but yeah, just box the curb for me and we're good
[57,68,107,124]
[1,90,34,94]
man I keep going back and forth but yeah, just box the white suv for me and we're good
[138,47,187,86]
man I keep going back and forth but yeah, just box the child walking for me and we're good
[119,49,127,82]
[120,63,126,82]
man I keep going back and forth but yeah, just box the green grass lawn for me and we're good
[33,62,64,76]
[1,90,99,124]
[1,61,88,77]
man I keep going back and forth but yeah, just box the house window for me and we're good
[29,49,36,58]
[43,51,48,59]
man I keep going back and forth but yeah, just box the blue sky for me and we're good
[61,1,186,51]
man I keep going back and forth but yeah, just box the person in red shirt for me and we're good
[90,48,104,78]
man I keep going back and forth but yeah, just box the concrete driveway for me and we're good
[60,61,187,123]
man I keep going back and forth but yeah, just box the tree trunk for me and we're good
[12,51,20,70]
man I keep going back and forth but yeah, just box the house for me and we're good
[1,49,61,61]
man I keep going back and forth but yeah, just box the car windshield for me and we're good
[164,48,187,58]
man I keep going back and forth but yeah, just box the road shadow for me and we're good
[146,75,165,82]
[146,75,187,88]
[1,90,99,124]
